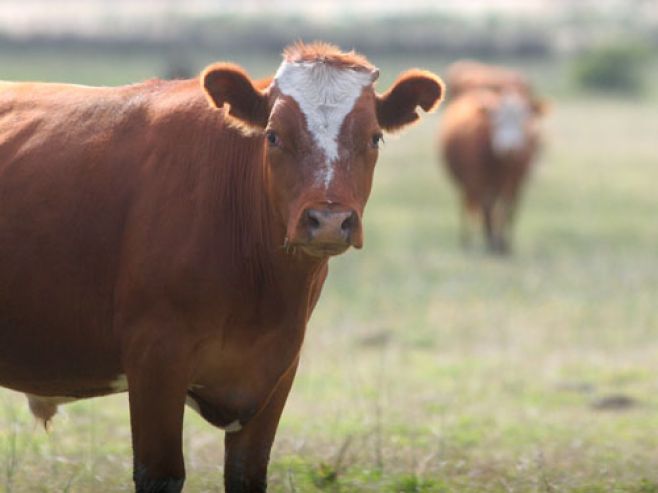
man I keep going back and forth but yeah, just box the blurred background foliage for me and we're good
[0,0,656,96]
[571,40,651,94]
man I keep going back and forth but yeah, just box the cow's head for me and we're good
[480,88,549,159]
[202,42,443,258]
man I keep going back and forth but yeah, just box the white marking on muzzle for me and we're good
[273,61,373,189]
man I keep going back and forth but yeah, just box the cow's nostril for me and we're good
[306,210,321,230]
[341,212,356,232]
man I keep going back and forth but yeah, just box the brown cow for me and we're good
[439,61,546,254]
[0,42,443,492]
[445,59,532,100]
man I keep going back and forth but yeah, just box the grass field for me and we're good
[0,51,657,492]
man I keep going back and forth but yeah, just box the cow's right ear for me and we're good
[202,63,270,131]
[376,69,444,133]
[531,97,550,117]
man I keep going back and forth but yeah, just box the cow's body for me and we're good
[439,62,545,254]
[0,43,443,492]
[0,75,323,405]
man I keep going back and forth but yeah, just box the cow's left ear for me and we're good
[376,70,445,133]
[202,63,270,131]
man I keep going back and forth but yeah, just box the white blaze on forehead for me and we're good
[273,61,374,188]
[489,92,531,156]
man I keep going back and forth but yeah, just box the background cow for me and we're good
[0,42,443,492]
[439,61,547,254]
[445,60,532,101]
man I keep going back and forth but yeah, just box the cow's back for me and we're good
[446,61,531,100]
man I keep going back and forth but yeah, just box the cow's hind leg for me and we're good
[224,359,298,493]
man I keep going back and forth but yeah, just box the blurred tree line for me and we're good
[571,42,650,95]
[0,14,554,59]
[0,10,655,95]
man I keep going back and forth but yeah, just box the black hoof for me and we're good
[134,464,185,493]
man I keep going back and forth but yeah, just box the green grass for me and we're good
[1,53,657,492]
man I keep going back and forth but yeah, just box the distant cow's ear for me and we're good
[531,97,550,117]
[376,70,444,133]
[202,63,270,131]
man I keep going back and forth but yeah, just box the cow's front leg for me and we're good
[459,196,479,250]
[224,358,299,493]
[125,332,191,493]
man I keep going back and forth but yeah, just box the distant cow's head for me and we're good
[480,88,548,159]
[202,42,443,258]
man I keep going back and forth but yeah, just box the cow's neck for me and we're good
[216,161,328,337]
[263,158,329,284]
[225,138,328,297]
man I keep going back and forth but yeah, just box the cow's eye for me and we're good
[266,130,280,147]
[370,132,384,149]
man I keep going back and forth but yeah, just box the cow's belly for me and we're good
[0,368,125,399]
[0,316,122,397]
[24,373,128,422]
[0,371,126,398]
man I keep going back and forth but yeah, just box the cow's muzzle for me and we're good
[289,206,363,257]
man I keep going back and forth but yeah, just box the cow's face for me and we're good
[202,44,443,258]
[484,89,548,158]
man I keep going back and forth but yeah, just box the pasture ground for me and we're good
[1,51,657,492]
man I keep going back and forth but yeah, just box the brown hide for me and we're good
[0,78,321,491]
[0,43,443,493]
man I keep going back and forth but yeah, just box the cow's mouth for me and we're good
[298,243,351,258]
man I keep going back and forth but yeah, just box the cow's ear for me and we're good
[376,70,445,133]
[202,63,270,131]
[531,97,550,117]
